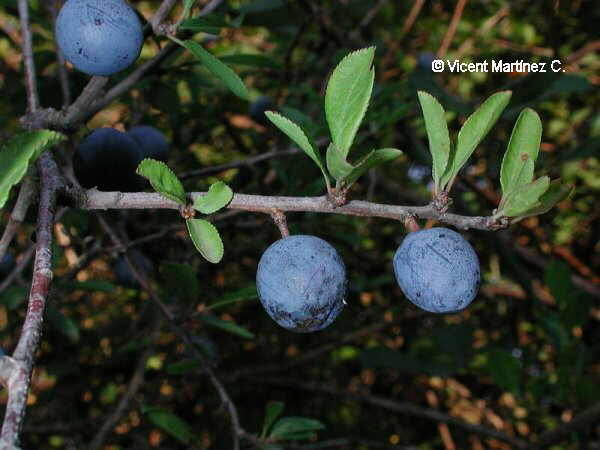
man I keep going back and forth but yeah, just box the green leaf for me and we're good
[179,14,238,34]
[0,130,65,209]
[325,143,354,181]
[500,176,550,217]
[220,53,282,69]
[270,417,325,441]
[441,91,512,189]
[265,111,329,182]
[143,407,195,444]
[485,350,520,394]
[186,219,224,263]
[182,0,195,19]
[261,401,284,438]
[511,180,573,219]
[500,108,542,196]
[0,286,28,310]
[166,359,202,375]
[344,148,402,186]
[417,91,450,191]
[199,314,254,339]
[46,304,80,343]
[178,40,249,100]
[137,159,186,205]
[207,285,258,310]
[160,263,199,302]
[325,47,375,157]
[193,181,233,214]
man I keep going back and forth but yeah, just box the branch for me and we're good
[531,402,600,449]
[75,190,507,231]
[437,0,469,58]
[17,0,39,112]
[0,153,62,447]
[255,377,529,449]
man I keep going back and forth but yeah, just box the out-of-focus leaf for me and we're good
[261,401,284,438]
[485,350,520,394]
[160,262,199,302]
[199,314,254,339]
[325,47,375,156]
[143,406,195,444]
[0,286,28,310]
[220,54,282,69]
[270,417,325,441]
[46,304,80,343]
[207,285,258,310]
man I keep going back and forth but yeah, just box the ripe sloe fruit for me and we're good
[256,235,346,333]
[73,128,142,192]
[249,96,274,127]
[393,227,480,313]
[128,126,169,162]
[55,0,143,76]
[115,250,154,288]
[0,253,15,277]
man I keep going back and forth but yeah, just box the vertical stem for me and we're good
[17,0,39,112]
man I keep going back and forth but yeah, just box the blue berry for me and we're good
[55,0,143,76]
[393,227,480,313]
[128,126,169,162]
[249,96,274,127]
[256,235,346,332]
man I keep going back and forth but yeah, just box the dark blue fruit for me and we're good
[249,96,274,127]
[256,235,346,333]
[0,253,15,277]
[73,128,142,192]
[393,227,480,313]
[128,126,169,162]
[115,250,154,288]
[417,52,436,71]
[55,0,143,76]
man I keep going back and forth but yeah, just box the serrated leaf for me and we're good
[193,181,233,214]
[46,304,80,343]
[441,91,512,190]
[137,159,186,205]
[500,176,550,217]
[261,401,284,438]
[143,407,195,444]
[265,111,329,182]
[186,219,224,263]
[178,40,249,100]
[199,314,254,339]
[512,180,573,219]
[344,148,402,186]
[0,130,65,209]
[270,417,325,440]
[417,91,450,191]
[325,143,354,181]
[500,108,542,196]
[325,47,375,157]
[160,262,199,302]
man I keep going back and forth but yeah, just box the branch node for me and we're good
[269,209,289,238]
[326,187,348,208]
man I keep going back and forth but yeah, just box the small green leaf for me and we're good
[261,401,284,438]
[418,91,450,191]
[199,314,254,339]
[0,130,65,209]
[344,148,402,187]
[441,91,512,189]
[325,47,375,157]
[186,219,224,263]
[511,180,573,219]
[178,40,249,100]
[46,304,80,343]
[270,417,325,441]
[325,143,354,181]
[143,407,195,444]
[265,111,329,183]
[193,181,233,214]
[137,159,186,205]
[500,176,550,217]
[500,108,542,196]
[160,263,200,302]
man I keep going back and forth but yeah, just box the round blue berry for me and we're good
[393,227,480,313]
[128,126,169,162]
[256,235,346,333]
[73,128,142,192]
[55,0,143,76]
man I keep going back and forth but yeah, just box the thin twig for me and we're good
[76,190,507,231]
[437,0,469,58]
[0,176,36,263]
[17,0,39,112]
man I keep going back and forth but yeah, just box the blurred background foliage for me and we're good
[0,0,599,448]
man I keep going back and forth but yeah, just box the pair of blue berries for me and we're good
[257,228,480,333]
